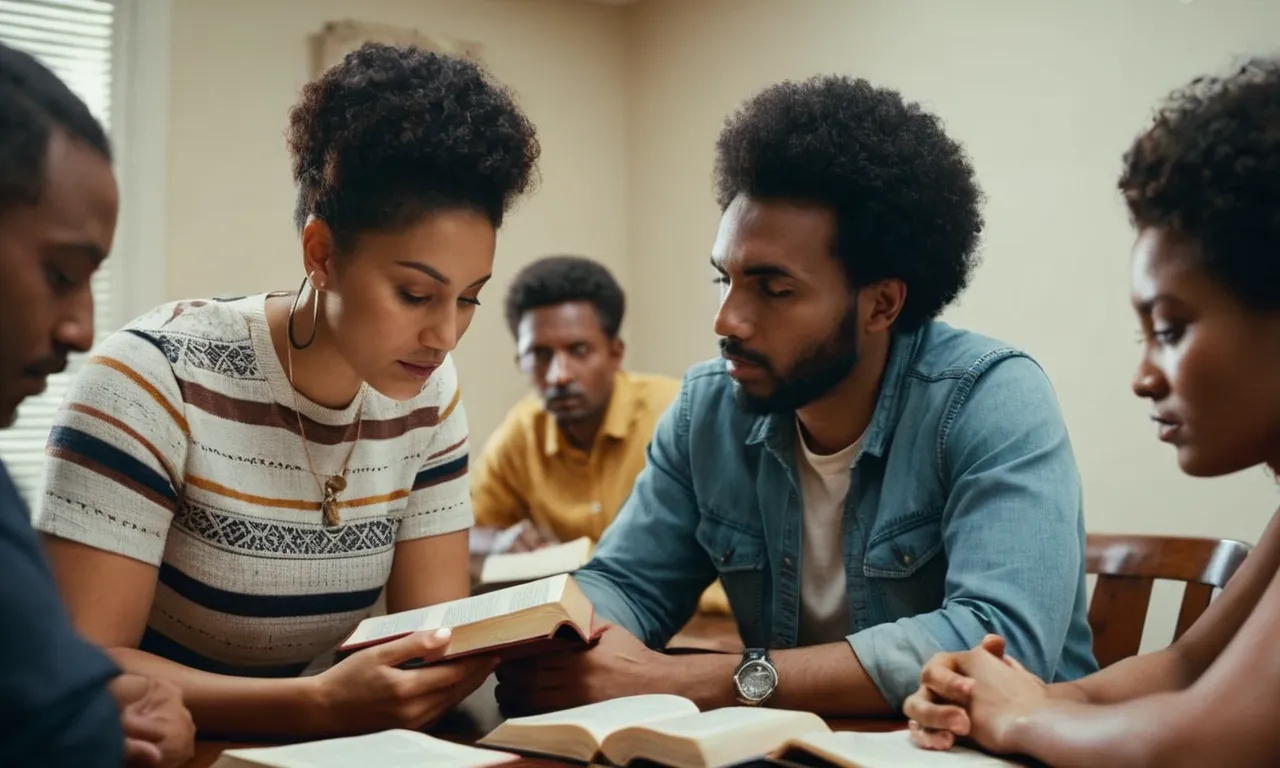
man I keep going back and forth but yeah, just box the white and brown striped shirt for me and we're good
[34,294,473,677]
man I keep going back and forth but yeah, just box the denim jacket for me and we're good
[573,320,1097,707]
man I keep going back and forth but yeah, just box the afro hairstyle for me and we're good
[713,74,984,332]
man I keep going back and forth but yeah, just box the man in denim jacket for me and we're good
[496,75,1096,717]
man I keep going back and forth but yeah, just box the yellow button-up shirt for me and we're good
[472,371,729,613]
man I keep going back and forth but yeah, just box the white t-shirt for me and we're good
[795,420,863,646]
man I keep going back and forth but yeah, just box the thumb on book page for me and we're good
[375,627,454,667]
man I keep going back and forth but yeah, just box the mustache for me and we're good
[719,338,770,369]
[544,385,586,401]
[25,355,68,378]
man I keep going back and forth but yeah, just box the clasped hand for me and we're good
[902,633,1049,755]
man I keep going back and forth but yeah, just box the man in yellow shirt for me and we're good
[471,255,728,613]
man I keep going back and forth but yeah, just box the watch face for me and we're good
[737,659,777,701]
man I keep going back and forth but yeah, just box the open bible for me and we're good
[210,730,518,767]
[477,694,829,766]
[477,694,1030,767]
[334,573,602,664]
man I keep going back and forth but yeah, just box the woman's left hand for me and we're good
[904,634,1049,755]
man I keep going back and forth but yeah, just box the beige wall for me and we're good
[165,0,629,444]
[623,0,1280,649]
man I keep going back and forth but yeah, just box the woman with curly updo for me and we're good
[33,43,541,738]
[905,58,1280,767]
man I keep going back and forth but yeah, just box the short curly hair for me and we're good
[0,43,110,215]
[287,42,540,249]
[504,255,625,339]
[1119,57,1280,310]
[713,75,984,332]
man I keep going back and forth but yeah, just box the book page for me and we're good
[601,707,829,768]
[480,536,594,584]
[778,731,1027,768]
[493,694,700,742]
[627,706,826,740]
[216,730,515,768]
[344,574,569,646]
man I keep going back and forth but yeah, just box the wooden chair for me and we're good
[1085,533,1252,668]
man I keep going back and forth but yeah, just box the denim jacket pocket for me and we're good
[862,509,945,579]
[695,512,768,646]
[862,510,948,622]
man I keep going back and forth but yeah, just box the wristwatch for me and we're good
[733,648,778,705]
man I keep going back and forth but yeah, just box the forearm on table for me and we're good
[1009,692,1208,768]
[108,647,327,737]
[1047,648,1195,705]
[668,643,894,716]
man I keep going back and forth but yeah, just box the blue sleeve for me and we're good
[0,463,125,768]
[848,356,1088,707]
[573,378,718,647]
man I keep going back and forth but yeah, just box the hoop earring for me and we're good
[287,272,320,350]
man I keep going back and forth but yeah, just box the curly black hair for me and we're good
[1119,57,1280,310]
[713,75,983,331]
[504,255,625,339]
[0,43,110,215]
[287,42,540,249]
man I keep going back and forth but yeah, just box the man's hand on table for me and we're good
[109,673,196,768]
[494,625,683,716]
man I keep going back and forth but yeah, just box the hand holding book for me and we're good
[310,627,497,735]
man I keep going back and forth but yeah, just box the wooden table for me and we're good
[185,718,906,767]
[184,613,869,767]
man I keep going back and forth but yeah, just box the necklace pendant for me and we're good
[321,474,345,530]
[321,496,342,529]
[324,474,347,496]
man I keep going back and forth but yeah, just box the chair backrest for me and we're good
[1085,533,1251,668]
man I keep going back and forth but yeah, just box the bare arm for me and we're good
[1049,508,1280,706]
[668,642,894,716]
[1008,527,1280,768]
[384,530,470,613]
[43,537,330,736]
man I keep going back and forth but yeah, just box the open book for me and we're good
[335,573,601,664]
[478,536,594,591]
[768,730,1028,767]
[477,693,829,767]
[210,730,518,767]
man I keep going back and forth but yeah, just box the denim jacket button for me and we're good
[901,554,913,566]
[783,556,793,568]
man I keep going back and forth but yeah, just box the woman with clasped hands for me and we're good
[902,58,1280,768]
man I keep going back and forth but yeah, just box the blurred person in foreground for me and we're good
[0,42,194,767]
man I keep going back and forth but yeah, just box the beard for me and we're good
[721,303,860,415]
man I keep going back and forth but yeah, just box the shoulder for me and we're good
[621,371,682,410]
[98,295,264,378]
[124,295,259,342]
[905,320,1040,384]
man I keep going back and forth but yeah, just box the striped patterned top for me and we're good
[33,294,473,677]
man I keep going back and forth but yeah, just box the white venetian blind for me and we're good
[0,0,118,505]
